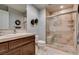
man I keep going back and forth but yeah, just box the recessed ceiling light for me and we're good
[60,5,64,9]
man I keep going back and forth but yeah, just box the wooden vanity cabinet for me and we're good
[21,41,35,55]
[5,47,21,55]
[0,42,8,55]
[8,39,23,50]
[0,35,35,55]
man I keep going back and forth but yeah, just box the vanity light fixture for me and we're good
[60,5,64,9]
[35,18,38,24]
[31,19,35,25]
[31,18,38,26]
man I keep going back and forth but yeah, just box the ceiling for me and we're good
[33,4,48,10]
[33,4,73,12]
[5,4,26,13]
[4,4,73,13]
[46,4,73,13]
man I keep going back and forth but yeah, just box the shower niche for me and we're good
[46,4,77,54]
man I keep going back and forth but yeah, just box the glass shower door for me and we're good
[46,16,59,44]
[46,12,76,54]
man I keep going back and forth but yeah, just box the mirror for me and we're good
[0,4,27,35]
[0,5,9,29]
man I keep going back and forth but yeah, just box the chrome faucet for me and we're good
[14,29,16,34]
[0,31,2,36]
[13,27,16,34]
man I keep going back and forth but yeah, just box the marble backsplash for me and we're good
[0,29,27,36]
[0,29,14,35]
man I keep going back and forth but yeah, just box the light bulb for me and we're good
[60,5,64,9]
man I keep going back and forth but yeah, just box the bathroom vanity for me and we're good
[0,33,35,55]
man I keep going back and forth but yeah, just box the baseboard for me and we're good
[38,40,45,44]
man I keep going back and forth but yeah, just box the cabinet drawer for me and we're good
[22,36,35,44]
[0,42,8,54]
[5,47,21,55]
[9,36,35,49]
[9,39,23,49]
[22,41,35,55]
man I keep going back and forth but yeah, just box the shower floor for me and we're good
[35,41,76,55]
[47,42,76,54]
[35,43,70,55]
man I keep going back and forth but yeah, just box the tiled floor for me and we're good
[47,43,75,54]
[36,43,73,55]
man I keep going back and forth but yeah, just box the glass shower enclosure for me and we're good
[46,11,77,54]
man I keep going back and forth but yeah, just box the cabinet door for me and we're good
[5,47,21,55]
[9,39,23,49]
[0,42,8,54]
[22,41,35,55]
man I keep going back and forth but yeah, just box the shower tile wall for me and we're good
[46,12,75,46]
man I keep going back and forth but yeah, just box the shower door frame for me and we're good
[46,10,78,53]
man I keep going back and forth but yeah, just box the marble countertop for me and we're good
[0,33,35,43]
